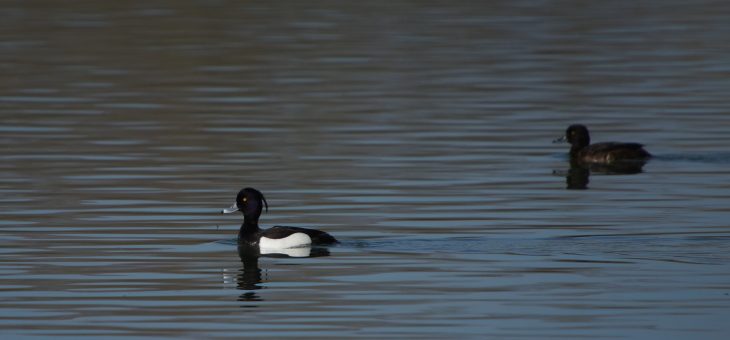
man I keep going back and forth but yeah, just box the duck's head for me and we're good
[554,124,590,148]
[221,187,268,218]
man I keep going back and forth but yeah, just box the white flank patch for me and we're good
[260,246,311,258]
[259,232,312,250]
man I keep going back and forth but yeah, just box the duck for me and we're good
[221,187,338,249]
[554,124,651,164]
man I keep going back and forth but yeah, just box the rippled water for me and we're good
[2,1,730,339]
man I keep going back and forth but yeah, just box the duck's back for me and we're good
[265,226,338,245]
[578,142,651,163]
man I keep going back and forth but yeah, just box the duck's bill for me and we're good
[221,203,239,214]
[552,135,567,143]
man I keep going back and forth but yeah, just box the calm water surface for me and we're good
[2,1,730,339]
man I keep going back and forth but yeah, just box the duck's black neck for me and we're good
[569,133,590,157]
[238,216,261,243]
[569,144,584,157]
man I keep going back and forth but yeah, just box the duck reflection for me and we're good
[559,159,647,190]
[237,245,264,293]
[564,164,590,190]
[235,244,331,302]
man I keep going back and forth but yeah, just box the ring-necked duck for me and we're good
[554,124,651,164]
[221,187,338,249]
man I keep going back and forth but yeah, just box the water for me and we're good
[2,1,730,339]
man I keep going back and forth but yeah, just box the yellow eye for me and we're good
[242,197,248,203]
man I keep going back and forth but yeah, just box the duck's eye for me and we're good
[241,197,248,204]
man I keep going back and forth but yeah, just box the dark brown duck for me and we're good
[554,124,651,164]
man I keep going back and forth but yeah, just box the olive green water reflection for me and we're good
[2,1,730,339]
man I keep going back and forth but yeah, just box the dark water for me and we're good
[2,1,730,339]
